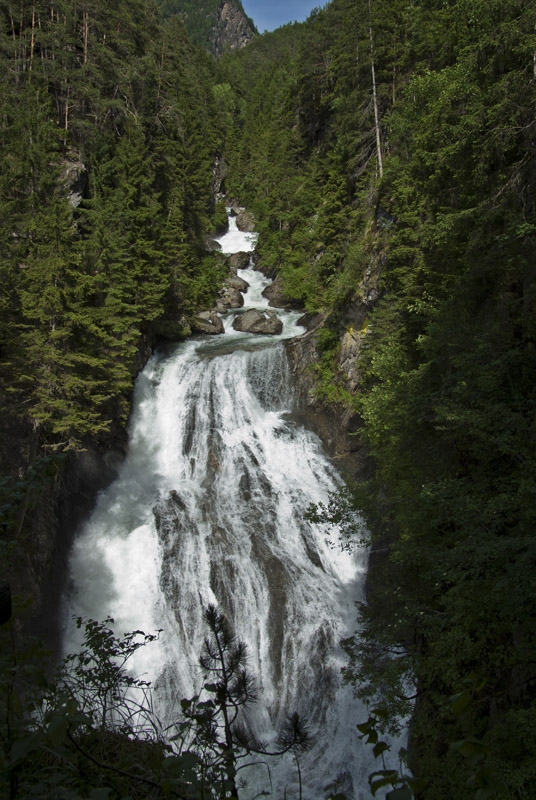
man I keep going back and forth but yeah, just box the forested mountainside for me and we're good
[2,0,536,798]
[217,0,536,797]
[156,0,257,56]
[0,0,228,452]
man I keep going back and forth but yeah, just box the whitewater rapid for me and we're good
[63,214,376,799]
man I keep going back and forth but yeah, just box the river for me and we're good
[62,214,376,799]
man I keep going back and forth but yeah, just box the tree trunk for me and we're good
[29,4,36,71]
[83,8,89,65]
[368,0,383,178]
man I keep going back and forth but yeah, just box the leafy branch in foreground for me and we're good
[356,710,425,800]
[305,483,371,552]
[4,616,198,799]
[57,616,163,735]
[2,608,310,799]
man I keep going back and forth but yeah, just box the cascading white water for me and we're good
[63,214,378,799]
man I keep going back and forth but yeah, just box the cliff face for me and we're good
[166,0,256,56]
[282,244,383,481]
[211,0,256,57]
[284,319,371,481]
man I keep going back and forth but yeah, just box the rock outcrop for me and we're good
[212,155,228,197]
[60,151,87,207]
[232,309,283,335]
[284,320,369,477]
[171,1,256,59]
[211,0,256,58]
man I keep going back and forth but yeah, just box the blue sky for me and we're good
[241,0,328,33]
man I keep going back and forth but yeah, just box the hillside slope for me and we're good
[217,0,536,795]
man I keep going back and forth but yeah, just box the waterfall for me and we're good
[62,214,377,799]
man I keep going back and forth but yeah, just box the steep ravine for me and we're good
[61,214,381,800]
[7,213,371,659]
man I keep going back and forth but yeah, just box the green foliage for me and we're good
[58,617,161,732]
[214,0,536,796]
[306,483,370,551]
[1,616,200,799]
[319,0,536,795]
[0,0,224,450]
[1,609,309,799]
[356,714,426,799]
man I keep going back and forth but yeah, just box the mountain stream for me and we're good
[62,215,378,799]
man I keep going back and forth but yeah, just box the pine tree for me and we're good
[181,605,310,799]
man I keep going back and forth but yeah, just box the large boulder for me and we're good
[232,309,283,335]
[229,251,251,272]
[228,274,249,293]
[216,284,244,313]
[261,275,303,309]
[235,209,256,233]
[191,311,225,335]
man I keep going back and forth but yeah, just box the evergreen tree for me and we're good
[181,605,309,800]
[0,0,222,449]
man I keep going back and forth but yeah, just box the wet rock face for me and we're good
[232,308,283,335]
[29,445,126,650]
[153,491,189,603]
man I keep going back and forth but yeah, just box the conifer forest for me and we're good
[1,1,536,798]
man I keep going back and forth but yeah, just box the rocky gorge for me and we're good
[59,209,380,800]
[194,206,369,472]
[2,205,368,657]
